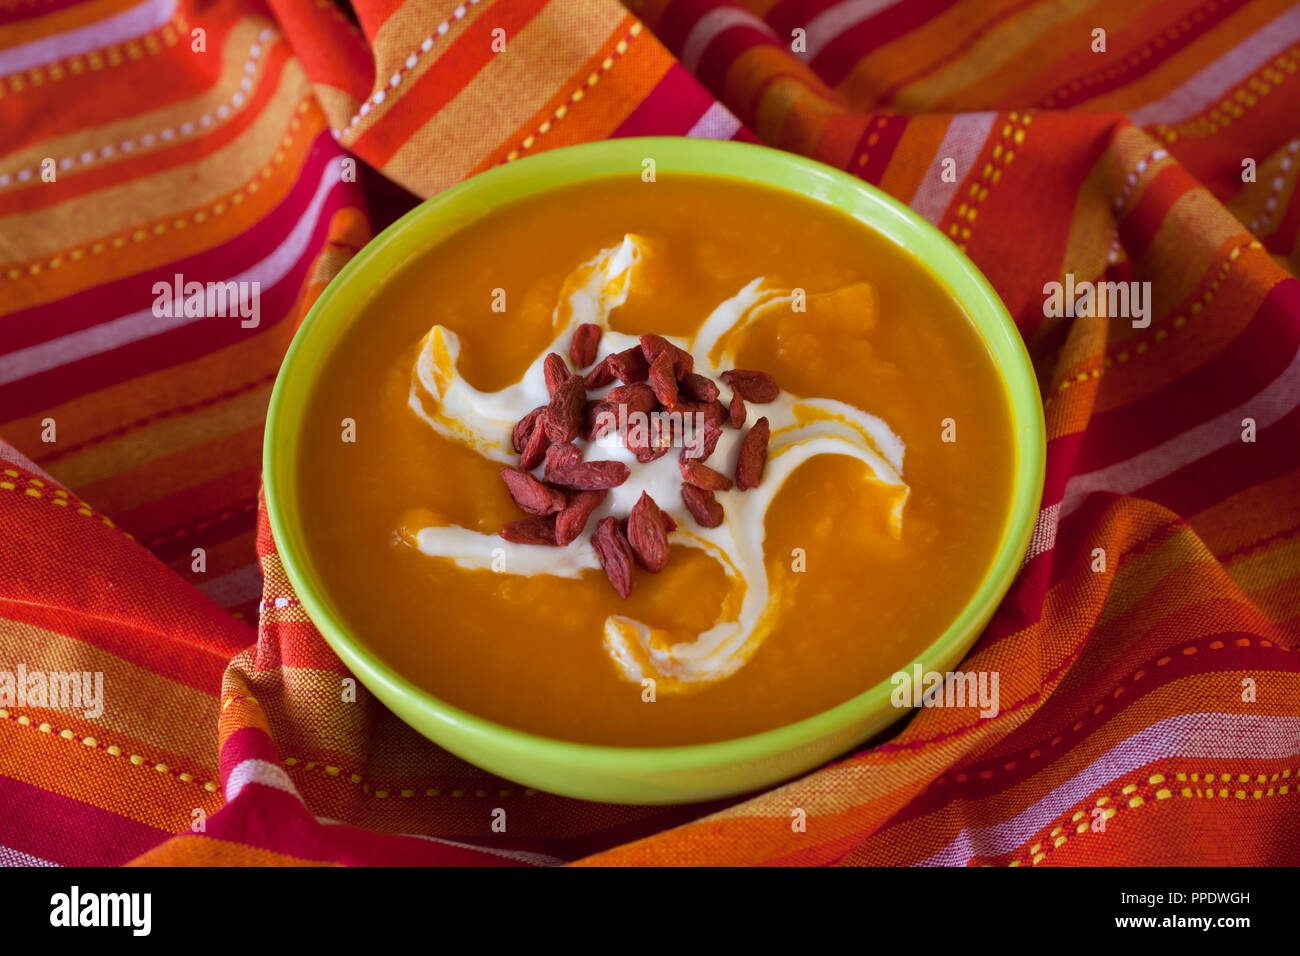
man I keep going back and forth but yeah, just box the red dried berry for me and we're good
[626,492,671,572]
[501,514,558,546]
[679,372,719,403]
[584,355,615,389]
[608,347,650,384]
[585,401,618,441]
[570,323,602,369]
[547,460,631,490]
[544,373,586,443]
[544,442,582,480]
[543,353,569,396]
[603,383,657,416]
[720,369,779,403]
[681,484,724,528]
[592,516,635,598]
[647,350,679,409]
[681,419,722,462]
[519,416,551,470]
[735,416,769,490]
[639,334,693,377]
[680,458,733,491]
[728,391,746,429]
[512,406,544,453]
[555,489,607,546]
[500,467,566,515]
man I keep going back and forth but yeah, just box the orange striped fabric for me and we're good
[1,0,1297,865]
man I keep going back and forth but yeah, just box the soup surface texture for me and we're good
[295,174,1015,746]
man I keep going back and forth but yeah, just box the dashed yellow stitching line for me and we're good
[0,27,276,192]
[3,98,315,281]
[1040,2,1221,109]
[221,694,536,798]
[0,468,131,537]
[503,21,643,164]
[1247,138,1300,235]
[1048,238,1263,403]
[0,707,220,793]
[1013,766,1296,866]
[1152,45,1300,143]
[336,0,484,140]
[936,635,1290,788]
[853,116,891,171]
[0,10,188,98]
[947,112,1029,254]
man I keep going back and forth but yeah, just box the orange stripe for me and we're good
[129,835,339,865]
[468,20,669,173]
[351,0,550,165]
[0,0,141,50]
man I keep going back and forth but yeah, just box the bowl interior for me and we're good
[263,137,1045,802]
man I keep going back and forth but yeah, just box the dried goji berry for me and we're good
[608,347,650,384]
[584,355,615,389]
[518,416,551,470]
[647,350,678,409]
[681,484,724,528]
[728,391,746,428]
[500,467,566,515]
[570,323,601,369]
[626,492,671,572]
[720,369,779,403]
[603,383,657,414]
[543,352,569,395]
[547,460,631,490]
[544,373,586,443]
[592,516,635,597]
[512,406,544,453]
[555,489,607,546]
[679,372,719,403]
[681,419,722,461]
[639,334,693,377]
[500,514,558,545]
[735,416,769,490]
[680,458,733,491]
[544,442,582,480]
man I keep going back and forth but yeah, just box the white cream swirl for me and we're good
[406,236,909,692]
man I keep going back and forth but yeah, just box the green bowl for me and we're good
[264,137,1046,805]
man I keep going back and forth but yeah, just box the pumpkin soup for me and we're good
[295,174,1015,746]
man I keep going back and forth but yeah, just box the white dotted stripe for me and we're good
[1248,139,1300,233]
[1112,147,1169,212]
[332,0,481,141]
[1020,501,1060,568]
[1104,147,1170,265]
[0,27,276,190]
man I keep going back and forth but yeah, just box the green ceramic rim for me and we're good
[264,137,1045,798]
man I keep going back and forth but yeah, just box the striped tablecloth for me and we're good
[1,0,1297,866]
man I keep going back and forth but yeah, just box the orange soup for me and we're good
[295,174,1015,746]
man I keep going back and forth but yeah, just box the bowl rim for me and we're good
[263,136,1046,776]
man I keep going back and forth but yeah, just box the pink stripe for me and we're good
[610,64,719,137]
[908,113,996,225]
[921,712,1300,865]
[0,161,341,387]
[1129,4,1300,126]
[0,0,177,77]
[1,133,340,355]
[800,0,901,61]
[686,101,743,140]
[679,4,776,73]
[0,775,170,865]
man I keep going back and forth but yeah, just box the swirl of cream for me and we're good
[405,236,909,691]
